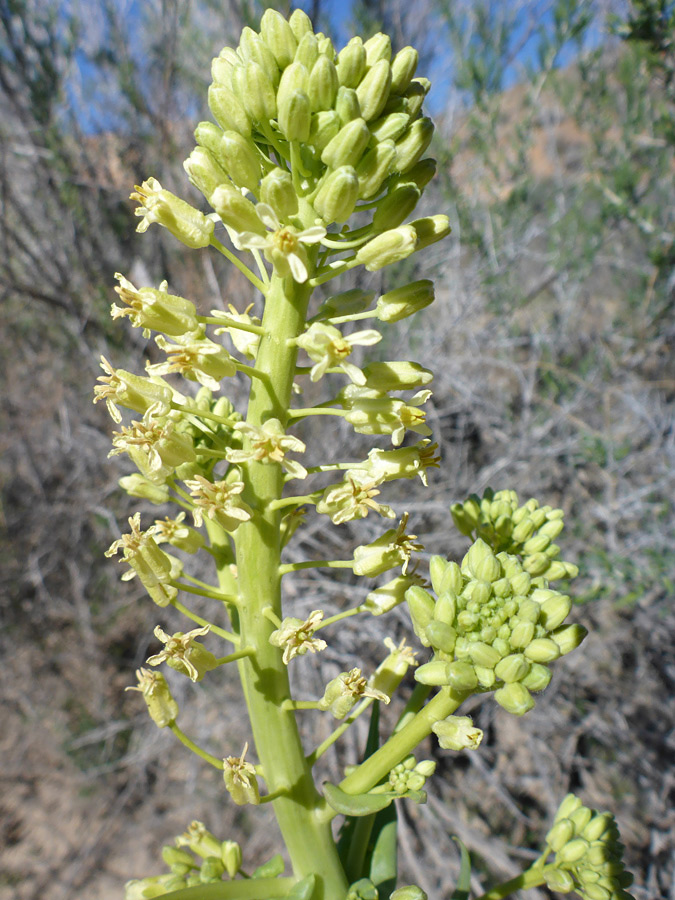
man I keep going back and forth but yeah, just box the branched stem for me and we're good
[171,599,238,643]
[170,722,224,769]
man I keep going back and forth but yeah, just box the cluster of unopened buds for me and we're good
[95,8,635,900]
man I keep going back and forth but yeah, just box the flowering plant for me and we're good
[98,10,635,900]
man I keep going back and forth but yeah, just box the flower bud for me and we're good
[223,744,260,806]
[394,117,434,172]
[433,591,457,625]
[183,147,229,204]
[523,533,551,554]
[399,80,427,117]
[405,584,435,643]
[376,279,434,322]
[162,845,194,871]
[313,165,360,223]
[425,620,456,654]
[524,638,561,663]
[543,868,575,893]
[356,58,392,121]
[240,29,280,84]
[557,838,589,864]
[538,593,572,630]
[321,117,371,168]
[411,214,452,250]
[494,682,535,715]
[396,158,437,191]
[314,288,375,320]
[551,622,587,655]
[220,841,242,878]
[432,715,483,751]
[509,620,536,648]
[364,32,391,65]
[195,120,225,159]
[119,474,170,505]
[372,183,421,230]
[211,184,265,234]
[336,86,361,124]
[260,8,297,68]
[207,84,252,135]
[583,813,613,842]
[446,661,478,691]
[355,225,417,271]
[131,178,214,249]
[295,31,319,69]
[365,575,416,615]
[569,806,593,832]
[494,653,529,683]
[211,54,235,88]
[260,168,298,220]
[546,818,576,851]
[362,360,433,392]
[520,663,551,692]
[126,668,178,728]
[468,641,501,668]
[369,111,410,144]
[390,887,427,900]
[309,110,341,152]
[289,7,313,41]
[337,37,367,88]
[415,659,451,686]
[356,140,396,199]
[278,89,311,143]
[308,55,339,111]
[234,61,277,123]
[219,131,262,192]
[390,46,418,93]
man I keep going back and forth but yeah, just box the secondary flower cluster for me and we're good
[407,538,587,715]
[541,794,635,900]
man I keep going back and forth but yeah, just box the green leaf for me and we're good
[449,837,471,900]
[324,782,394,816]
[253,854,286,878]
[160,876,295,900]
[346,877,379,900]
[366,802,398,897]
[286,874,316,900]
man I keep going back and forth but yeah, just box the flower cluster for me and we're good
[451,488,579,581]
[408,538,587,715]
[541,794,635,900]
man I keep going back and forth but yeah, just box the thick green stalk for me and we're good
[231,273,349,900]
[338,687,470,796]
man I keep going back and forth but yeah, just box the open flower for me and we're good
[131,177,215,248]
[223,743,260,805]
[296,322,382,384]
[269,610,327,664]
[111,274,199,337]
[227,419,307,479]
[146,624,217,682]
[319,667,390,719]
[184,475,252,532]
[231,203,326,283]
[316,471,395,524]
[146,334,237,391]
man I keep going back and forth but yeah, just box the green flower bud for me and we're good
[126,668,178,728]
[278,60,309,99]
[260,8,297,69]
[207,84,251,136]
[396,157,437,191]
[361,360,433,392]
[463,538,497,578]
[390,46,419,93]
[543,867,575,892]
[524,638,561,663]
[321,117,371,168]
[260,168,298,220]
[415,659,451,686]
[234,61,277,123]
[406,584,435,643]
[570,806,593,833]
[365,575,418,615]
[584,885,611,900]
[432,715,483,751]
[289,7,313,41]
[220,841,242,878]
[309,110,342,152]
[474,665,496,688]
[369,111,410,145]
[519,661,551,693]
[355,140,396,199]
[223,744,260,806]
[446,660,478,691]
[314,288,375,320]
[317,34,335,59]
[278,89,311,143]
[411,214,452,250]
[200,856,225,883]
[238,28,280,86]
[162,845,195,870]
[523,533,551,554]
[556,793,583,821]
[468,641,501,668]
[394,117,434,172]
[494,682,535,715]
[390,886,427,900]
[211,53,235,89]
[583,813,613,842]
[337,37,367,88]
[211,184,265,234]
[119,474,170,505]
[335,86,361,124]
[546,818,576,851]
[194,121,224,159]
[308,55,339,111]
[356,58,392,121]
[558,837,589,864]
[551,622,587,655]
[425,620,457,654]
[313,165,360,223]
[376,279,434,322]
[353,518,420,576]
[355,225,417,271]
[494,653,529,683]
[372,183,421,230]
[537,593,572,630]
[219,131,262,192]
[295,31,319,69]
[433,591,457,625]
[386,80,427,117]
[509,620,535,649]
[429,555,448,594]
[364,33,392,66]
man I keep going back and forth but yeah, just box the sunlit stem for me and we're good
[287,406,347,420]
[282,699,323,711]
[316,606,365,630]
[269,493,321,511]
[171,579,239,605]
[235,361,270,382]
[307,697,374,767]
[305,462,368,474]
[171,599,238,644]
[474,866,547,900]
[170,401,237,428]
[210,236,268,294]
[309,258,358,287]
[157,878,295,900]
[320,233,373,250]
[197,315,266,335]
[278,559,354,575]
[170,722,224,770]
[328,309,378,325]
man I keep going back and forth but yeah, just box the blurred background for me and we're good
[1,0,673,898]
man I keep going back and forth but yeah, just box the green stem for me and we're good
[171,579,239,606]
[210,237,268,294]
[278,559,354,575]
[171,599,238,643]
[474,866,546,900]
[328,309,378,325]
[269,493,321,511]
[160,877,295,900]
[232,271,349,900]
[198,315,266,335]
[170,722,223,769]
[339,687,470,795]
[283,699,322,711]
[345,814,376,883]
[287,406,347,419]
[317,606,365,629]
[214,647,255,665]
[235,362,270,382]
[307,697,374,766]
